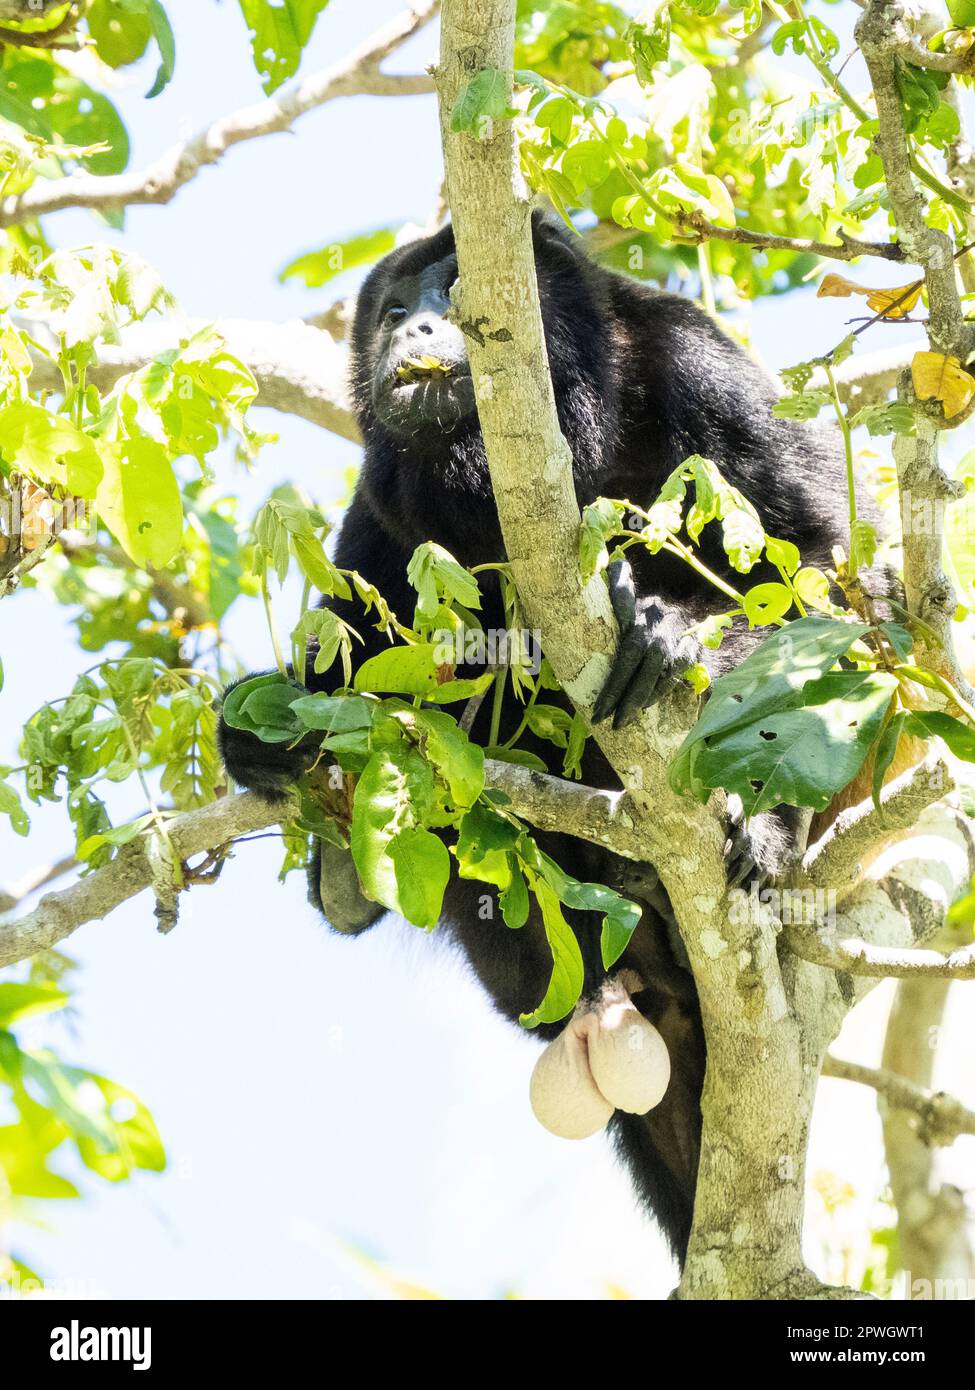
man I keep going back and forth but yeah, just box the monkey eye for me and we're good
[383,304,407,327]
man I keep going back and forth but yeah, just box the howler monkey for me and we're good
[219,213,850,1262]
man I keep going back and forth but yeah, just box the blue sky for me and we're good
[2,0,973,1300]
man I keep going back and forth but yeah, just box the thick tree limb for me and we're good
[823,1054,975,1146]
[0,1,441,229]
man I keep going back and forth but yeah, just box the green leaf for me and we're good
[0,55,130,177]
[673,617,872,786]
[279,227,398,287]
[765,536,801,576]
[0,778,29,835]
[144,1,176,98]
[536,853,641,973]
[88,0,151,68]
[0,403,103,497]
[407,542,481,622]
[0,983,68,1029]
[482,744,548,770]
[455,802,519,888]
[579,498,623,581]
[519,879,585,1028]
[946,0,975,25]
[904,710,975,763]
[686,669,898,815]
[500,863,530,928]
[73,1071,165,1179]
[352,644,490,702]
[872,710,907,810]
[742,582,793,628]
[450,67,518,136]
[238,0,331,93]
[414,708,485,808]
[350,744,433,914]
[794,567,833,612]
[222,674,306,744]
[96,438,183,567]
[354,644,440,695]
[850,519,877,572]
[290,694,375,733]
[388,827,450,930]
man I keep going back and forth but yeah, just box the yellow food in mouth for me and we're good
[394,354,452,384]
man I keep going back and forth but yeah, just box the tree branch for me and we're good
[856,1,975,707]
[0,1,441,228]
[823,1054,975,1146]
[675,211,906,263]
[880,970,975,1286]
[787,913,975,980]
[798,757,952,894]
[0,791,286,968]
[0,760,652,968]
[0,854,77,915]
[857,2,972,359]
[481,760,648,860]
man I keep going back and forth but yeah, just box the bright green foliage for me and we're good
[279,228,399,288]
[237,0,332,92]
[0,973,164,1289]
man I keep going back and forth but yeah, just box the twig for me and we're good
[823,1054,975,1145]
[675,211,906,263]
[0,854,77,915]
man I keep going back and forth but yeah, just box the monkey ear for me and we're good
[531,206,575,244]
[530,207,586,273]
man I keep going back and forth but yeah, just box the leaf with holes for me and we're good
[671,616,872,800]
[685,669,898,815]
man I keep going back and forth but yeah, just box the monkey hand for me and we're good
[592,558,700,730]
[217,673,320,796]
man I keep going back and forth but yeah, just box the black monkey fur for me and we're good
[219,213,851,1263]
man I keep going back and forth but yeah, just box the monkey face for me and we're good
[366,252,476,437]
